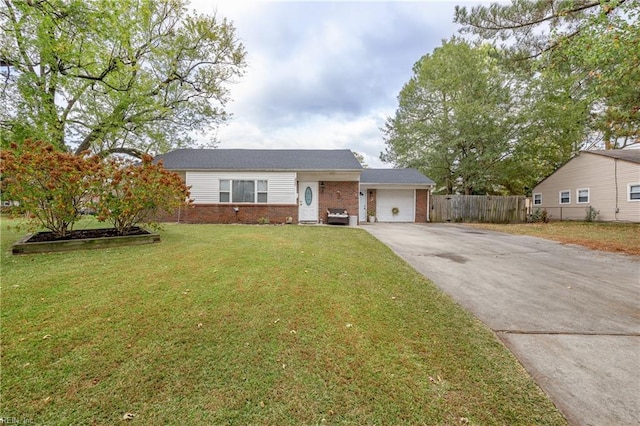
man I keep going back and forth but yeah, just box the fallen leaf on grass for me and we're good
[123,412,136,420]
[429,375,444,384]
[345,323,353,328]
[289,330,297,334]
[197,323,203,328]
[459,417,469,424]
[42,334,52,340]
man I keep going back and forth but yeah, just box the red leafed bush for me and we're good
[96,155,191,235]
[1,140,191,238]
[0,140,103,237]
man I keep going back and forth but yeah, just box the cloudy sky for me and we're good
[190,0,494,168]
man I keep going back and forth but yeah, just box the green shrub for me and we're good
[585,206,600,222]
[529,208,549,223]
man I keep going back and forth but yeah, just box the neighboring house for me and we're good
[154,149,435,224]
[532,150,640,222]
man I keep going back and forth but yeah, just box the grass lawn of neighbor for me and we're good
[467,221,640,256]
[1,219,566,425]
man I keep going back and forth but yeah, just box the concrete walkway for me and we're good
[364,223,640,426]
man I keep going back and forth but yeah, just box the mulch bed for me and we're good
[26,227,150,243]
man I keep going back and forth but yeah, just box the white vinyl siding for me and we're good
[186,172,296,204]
[577,188,589,204]
[376,189,415,222]
[187,172,218,203]
[559,190,571,204]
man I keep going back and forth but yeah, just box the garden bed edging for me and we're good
[12,227,160,255]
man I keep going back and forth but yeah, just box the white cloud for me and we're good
[188,1,494,169]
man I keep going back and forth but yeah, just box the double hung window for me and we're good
[533,193,542,206]
[220,179,268,203]
[577,188,589,204]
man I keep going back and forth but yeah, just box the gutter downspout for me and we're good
[614,158,619,221]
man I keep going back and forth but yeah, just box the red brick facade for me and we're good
[318,181,359,224]
[415,189,428,223]
[158,204,299,224]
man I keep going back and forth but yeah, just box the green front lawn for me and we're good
[1,221,566,425]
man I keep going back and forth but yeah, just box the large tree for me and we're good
[455,0,639,149]
[0,0,247,156]
[381,39,519,195]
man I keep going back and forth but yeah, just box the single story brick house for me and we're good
[154,149,435,224]
[532,149,640,222]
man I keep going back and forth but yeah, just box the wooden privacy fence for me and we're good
[431,195,527,223]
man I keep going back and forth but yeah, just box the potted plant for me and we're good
[367,209,376,223]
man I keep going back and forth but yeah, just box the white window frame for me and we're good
[220,179,230,202]
[219,179,268,204]
[629,183,640,202]
[576,188,589,204]
[257,180,268,203]
[533,193,542,206]
[559,190,571,205]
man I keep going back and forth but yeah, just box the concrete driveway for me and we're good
[364,223,640,426]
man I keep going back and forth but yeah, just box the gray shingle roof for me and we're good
[585,149,640,164]
[361,168,435,185]
[155,149,363,171]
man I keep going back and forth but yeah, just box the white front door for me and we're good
[298,181,319,222]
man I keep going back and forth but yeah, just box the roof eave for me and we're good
[360,182,435,187]
[164,167,363,173]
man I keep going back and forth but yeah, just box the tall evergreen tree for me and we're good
[455,0,639,149]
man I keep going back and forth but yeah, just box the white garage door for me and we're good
[376,189,415,222]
